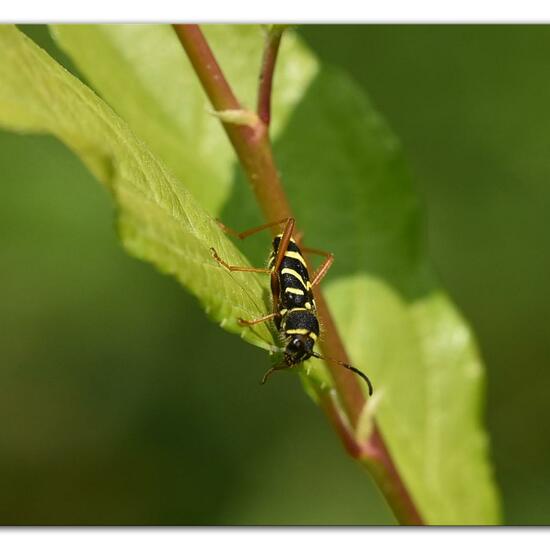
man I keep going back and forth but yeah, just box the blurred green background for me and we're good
[0,25,548,524]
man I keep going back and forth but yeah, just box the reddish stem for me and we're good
[257,26,283,126]
[173,24,241,112]
[172,23,424,526]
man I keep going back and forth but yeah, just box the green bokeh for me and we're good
[0,24,548,524]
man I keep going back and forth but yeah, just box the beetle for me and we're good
[211,217,373,394]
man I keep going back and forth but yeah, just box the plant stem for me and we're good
[173,24,291,221]
[173,24,241,112]
[173,23,424,526]
[257,26,284,126]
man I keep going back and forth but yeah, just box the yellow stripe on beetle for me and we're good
[285,328,311,336]
[285,328,317,341]
[284,250,308,268]
[285,287,304,296]
[281,268,308,289]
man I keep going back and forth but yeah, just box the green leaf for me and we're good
[49,24,317,214]
[272,67,501,524]
[1,24,501,524]
[0,25,274,350]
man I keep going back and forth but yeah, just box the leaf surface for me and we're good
[50,24,317,214]
[0,25,273,349]
[272,66,501,524]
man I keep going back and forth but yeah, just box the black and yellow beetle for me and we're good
[211,217,373,394]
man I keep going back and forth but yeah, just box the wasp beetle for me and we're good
[211,217,373,394]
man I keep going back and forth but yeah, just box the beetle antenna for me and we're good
[259,362,292,385]
[311,352,373,396]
